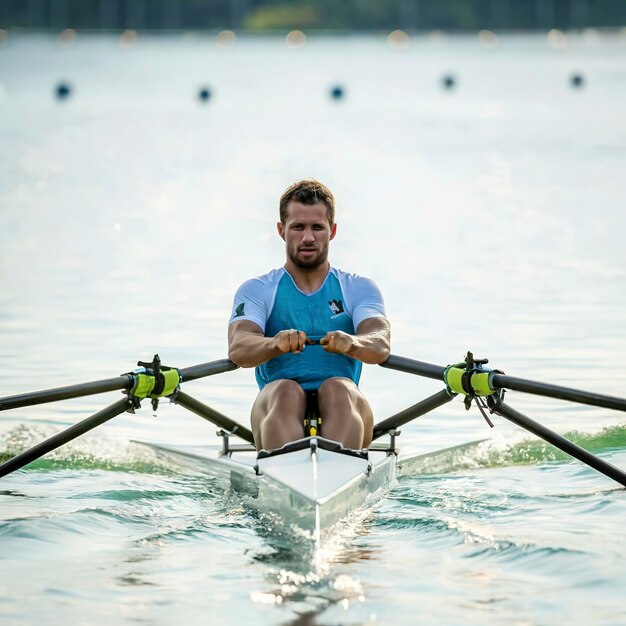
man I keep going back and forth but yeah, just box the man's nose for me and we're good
[302,228,315,241]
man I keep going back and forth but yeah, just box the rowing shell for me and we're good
[144,435,397,534]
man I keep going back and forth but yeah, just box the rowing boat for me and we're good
[146,433,398,534]
[2,351,626,531]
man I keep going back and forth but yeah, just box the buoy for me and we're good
[330,85,344,100]
[55,82,71,100]
[570,73,584,89]
[441,74,456,90]
[198,87,212,102]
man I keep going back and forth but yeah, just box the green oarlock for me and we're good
[131,373,156,400]
[470,371,494,396]
[130,369,181,401]
[153,369,180,399]
[443,365,497,396]
[444,366,467,395]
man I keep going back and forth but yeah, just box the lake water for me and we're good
[1,31,626,625]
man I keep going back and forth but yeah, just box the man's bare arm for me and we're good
[320,317,391,364]
[228,320,309,368]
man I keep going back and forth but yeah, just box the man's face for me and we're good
[278,201,336,270]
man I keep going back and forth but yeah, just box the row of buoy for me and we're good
[51,73,586,101]
[1,27,623,51]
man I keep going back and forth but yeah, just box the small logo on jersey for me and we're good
[328,299,344,315]
[234,303,246,317]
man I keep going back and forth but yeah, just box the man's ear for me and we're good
[330,223,337,240]
[277,222,285,240]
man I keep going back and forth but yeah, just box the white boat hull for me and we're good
[145,437,397,533]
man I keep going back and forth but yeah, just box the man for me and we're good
[228,179,390,451]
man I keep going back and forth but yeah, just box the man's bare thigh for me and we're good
[250,379,307,449]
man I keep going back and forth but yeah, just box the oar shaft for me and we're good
[0,397,132,478]
[0,376,133,412]
[179,359,238,383]
[381,354,626,415]
[493,400,626,488]
[373,389,454,441]
[380,355,446,381]
[0,359,239,412]
[491,374,626,413]
[174,390,254,444]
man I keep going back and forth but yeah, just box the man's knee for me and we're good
[251,380,307,450]
[268,379,306,405]
[318,377,357,401]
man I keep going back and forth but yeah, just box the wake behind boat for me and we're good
[1,350,626,536]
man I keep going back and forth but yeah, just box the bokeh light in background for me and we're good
[119,29,138,48]
[285,29,306,49]
[478,29,499,48]
[548,28,568,48]
[387,30,410,50]
[215,29,236,48]
[57,28,75,47]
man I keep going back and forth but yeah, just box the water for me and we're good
[1,31,626,625]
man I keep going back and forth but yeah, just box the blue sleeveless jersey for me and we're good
[229,267,386,390]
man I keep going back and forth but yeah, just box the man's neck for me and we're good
[284,261,330,294]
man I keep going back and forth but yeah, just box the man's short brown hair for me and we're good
[279,179,335,225]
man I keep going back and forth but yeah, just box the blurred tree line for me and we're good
[1,0,624,31]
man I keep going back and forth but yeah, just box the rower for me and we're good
[227,179,391,452]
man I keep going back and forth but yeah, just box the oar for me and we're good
[381,354,626,488]
[0,359,238,411]
[0,360,243,478]
[381,354,626,413]
[0,397,132,478]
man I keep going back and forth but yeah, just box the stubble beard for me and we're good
[288,244,328,270]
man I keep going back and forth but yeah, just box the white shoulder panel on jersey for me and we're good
[332,267,387,330]
[228,267,285,332]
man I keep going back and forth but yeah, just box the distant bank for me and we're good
[1,0,625,33]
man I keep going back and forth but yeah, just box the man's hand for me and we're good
[320,330,355,355]
[319,318,390,364]
[228,321,308,367]
[273,329,307,354]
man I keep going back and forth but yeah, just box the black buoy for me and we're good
[441,74,456,90]
[55,82,71,100]
[330,85,345,101]
[198,87,212,102]
[570,73,585,89]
